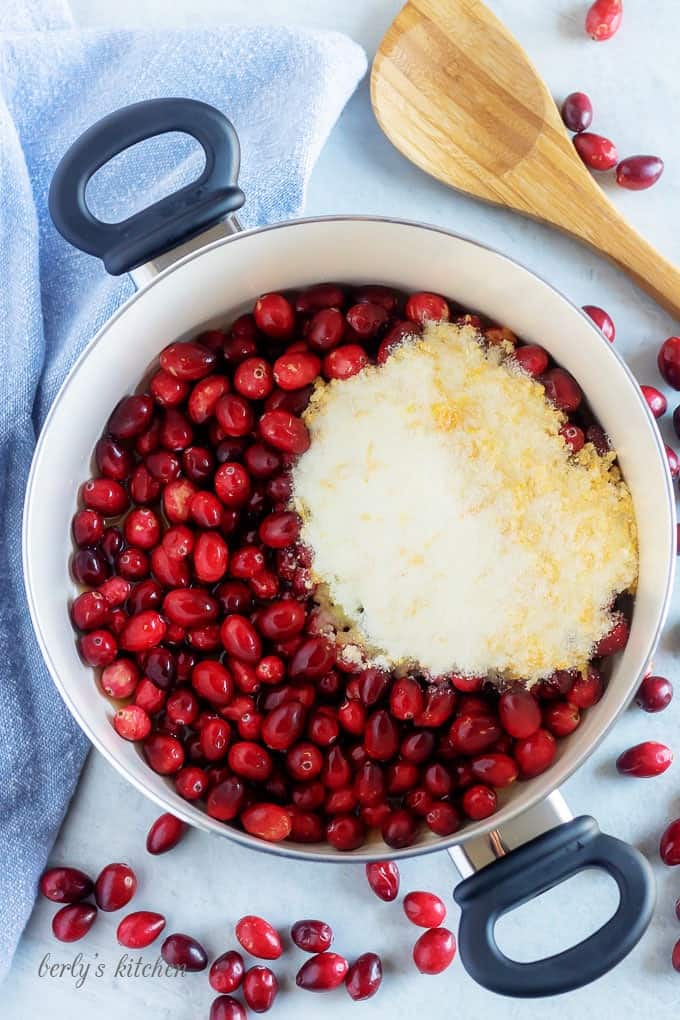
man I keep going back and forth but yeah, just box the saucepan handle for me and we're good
[453,813,654,997]
[48,97,245,276]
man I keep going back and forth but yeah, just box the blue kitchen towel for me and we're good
[0,0,366,981]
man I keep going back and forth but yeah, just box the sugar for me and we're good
[291,322,638,683]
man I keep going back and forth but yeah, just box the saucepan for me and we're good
[23,98,676,997]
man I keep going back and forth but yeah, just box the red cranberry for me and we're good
[560,424,585,453]
[71,591,108,632]
[389,676,425,720]
[235,915,282,959]
[120,611,166,653]
[326,813,365,850]
[52,903,97,942]
[616,741,673,778]
[498,689,541,738]
[242,803,292,842]
[210,951,245,993]
[151,369,189,407]
[514,729,556,778]
[221,615,262,663]
[295,283,346,313]
[382,808,418,849]
[636,675,673,713]
[206,776,246,821]
[561,92,593,133]
[161,932,208,971]
[175,766,208,800]
[215,394,254,438]
[462,783,497,819]
[673,940,680,973]
[594,616,629,656]
[346,301,388,337]
[574,132,618,171]
[81,477,129,516]
[296,952,349,992]
[585,0,622,40]
[146,813,186,855]
[658,337,680,389]
[116,910,166,949]
[291,919,333,953]
[94,862,136,911]
[364,710,399,761]
[541,368,582,411]
[113,704,151,741]
[543,701,581,737]
[583,305,615,342]
[273,351,321,391]
[413,927,456,974]
[405,292,449,324]
[243,965,278,1012]
[40,867,93,904]
[160,341,216,380]
[450,713,501,755]
[404,891,447,928]
[73,508,104,546]
[210,996,246,1020]
[79,629,117,667]
[513,345,549,377]
[306,308,345,352]
[163,588,218,627]
[660,819,680,866]
[95,437,134,481]
[187,374,229,423]
[470,752,519,787]
[144,732,185,774]
[346,952,382,1001]
[72,548,110,587]
[365,861,400,901]
[257,598,307,640]
[323,344,369,380]
[254,293,295,339]
[377,319,418,363]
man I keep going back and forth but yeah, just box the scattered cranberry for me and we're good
[585,0,623,40]
[582,305,615,342]
[161,932,208,971]
[673,939,680,973]
[146,813,187,854]
[235,916,282,960]
[39,867,93,904]
[94,863,137,911]
[658,337,680,389]
[366,860,400,901]
[616,155,664,191]
[117,911,166,948]
[52,903,97,942]
[561,92,593,133]
[403,891,447,928]
[291,919,333,953]
[209,996,246,1020]
[636,675,673,713]
[296,952,349,992]
[413,927,457,974]
[661,819,680,866]
[210,951,245,993]
[641,385,667,418]
[346,952,383,1001]
[666,444,680,478]
[573,133,618,171]
[243,966,279,1012]
[616,741,673,778]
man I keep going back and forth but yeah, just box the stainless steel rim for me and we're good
[22,214,677,863]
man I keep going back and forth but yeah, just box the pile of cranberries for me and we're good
[40,816,455,1014]
[69,280,632,852]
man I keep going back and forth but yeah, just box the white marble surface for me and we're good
[6,1,680,1017]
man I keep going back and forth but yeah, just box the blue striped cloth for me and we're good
[0,0,365,981]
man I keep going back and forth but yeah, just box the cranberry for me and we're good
[79,629,117,667]
[377,319,418,363]
[364,710,399,761]
[272,351,320,391]
[405,292,449,324]
[514,729,556,778]
[389,676,425,720]
[117,911,166,948]
[73,508,104,546]
[413,927,456,974]
[257,598,307,640]
[94,862,136,911]
[573,132,618,171]
[296,952,349,992]
[119,611,166,652]
[295,283,346,313]
[462,783,497,819]
[594,615,629,656]
[659,337,680,389]
[135,678,166,714]
[151,370,189,407]
[542,367,582,412]
[498,689,541,738]
[216,394,254,438]
[450,713,501,755]
[146,813,186,854]
[52,903,97,942]
[114,704,151,741]
[326,813,365,850]
[235,915,282,959]
[242,803,292,842]
[660,819,680,866]
[200,718,231,761]
[585,0,622,41]
[186,374,229,423]
[291,919,333,953]
[616,741,673,777]
[345,952,382,1001]
[560,424,585,453]
[582,304,615,342]
[254,293,295,339]
[404,891,447,928]
[243,965,279,1012]
[346,302,389,337]
[323,344,369,380]
[71,591,108,631]
[175,765,208,800]
[163,588,218,627]
[221,614,262,663]
[210,997,246,1020]
[160,341,216,380]
[513,345,549,377]
[636,675,673,713]
[39,867,93,904]
[144,732,185,774]
[161,933,208,971]
[73,548,110,587]
[210,951,245,993]
[96,437,134,481]
[561,92,593,133]
[543,701,581,737]
[191,660,233,706]
[382,808,419,849]
[306,308,345,351]
[673,940,680,973]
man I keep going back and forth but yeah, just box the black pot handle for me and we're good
[48,98,245,276]
[454,815,654,998]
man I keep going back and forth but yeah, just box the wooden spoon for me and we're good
[371,0,680,318]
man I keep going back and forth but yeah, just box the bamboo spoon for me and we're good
[371,0,680,318]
